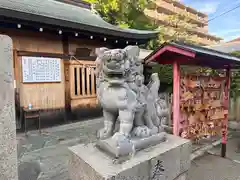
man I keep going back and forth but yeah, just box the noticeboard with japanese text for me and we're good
[22,56,61,83]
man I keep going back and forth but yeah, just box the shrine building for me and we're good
[0,0,158,128]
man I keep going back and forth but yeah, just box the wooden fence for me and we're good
[229,97,240,122]
[66,60,98,109]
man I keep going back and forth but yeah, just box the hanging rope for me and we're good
[69,55,96,74]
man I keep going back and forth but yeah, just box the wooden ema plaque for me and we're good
[179,74,227,142]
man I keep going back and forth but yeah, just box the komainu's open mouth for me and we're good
[103,65,125,79]
[107,73,124,79]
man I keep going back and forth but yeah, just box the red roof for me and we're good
[144,42,240,69]
[227,37,240,43]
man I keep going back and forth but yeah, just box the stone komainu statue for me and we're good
[94,46,169,158]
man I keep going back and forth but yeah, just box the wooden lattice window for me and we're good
[71,65,96,98]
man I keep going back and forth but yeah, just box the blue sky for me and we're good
[180,0,240,42]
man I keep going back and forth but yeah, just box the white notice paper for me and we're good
[22,56,61,83]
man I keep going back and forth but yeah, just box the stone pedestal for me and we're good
[68,135,191,180]
[0,35,18,180]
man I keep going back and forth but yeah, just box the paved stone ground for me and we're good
[208,131,240,163]
[17,118,240,180]
[17,118,103,180]
[189,153,240,180]
[188,130,240,180]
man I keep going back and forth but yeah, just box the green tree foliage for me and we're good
[231,51,240,57]
[85,0,156,30]
[147,13,202,50]
[230,51,240,98]
[157,14,199,45]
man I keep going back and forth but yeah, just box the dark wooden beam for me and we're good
[62,35,69,55]
[17,51,96,61]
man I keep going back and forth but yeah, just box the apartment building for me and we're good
[144,0,222,45]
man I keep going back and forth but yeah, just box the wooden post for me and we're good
[82,67,86,96]
[86,67,90,95]
[76,67,81,96]
[173,61,180,136]
[69,65,75,98]
[221,68,231,157]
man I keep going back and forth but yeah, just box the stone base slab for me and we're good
[96,132,167,158]
[174,172,189,180]
[68,134,191,180]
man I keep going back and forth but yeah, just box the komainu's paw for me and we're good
[132,126,151,138]
[112,132,131,146]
